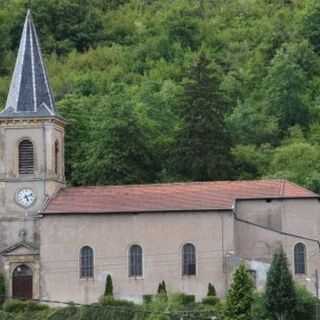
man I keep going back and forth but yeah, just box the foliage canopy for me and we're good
[1,0,320,189]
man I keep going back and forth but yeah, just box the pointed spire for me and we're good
[1,10,56,118]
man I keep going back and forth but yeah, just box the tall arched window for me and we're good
[294,243,306,274]
[80,246,94,278]
[19,140,34,174]
[54,140,59,175]
[129,245,143,277]
[182,243,196,276]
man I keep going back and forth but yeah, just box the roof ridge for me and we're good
[284,179,317,196]
[62,179,297,190]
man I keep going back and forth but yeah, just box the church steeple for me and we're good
[0,10,56,117]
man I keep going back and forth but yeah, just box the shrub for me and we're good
[143,295,153,304]
[207,283,216,297]
[171,293,195,305]
[81,302,143,320]
[99,296,136,308]
[104,274,113,297]
[48,304,80,320]
[3,299,48,313]
[201,296,219,306]
[294,285,318,320]
[0,274,6,304]
[251,293,269,320]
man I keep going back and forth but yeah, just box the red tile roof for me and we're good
[42,180,318,215]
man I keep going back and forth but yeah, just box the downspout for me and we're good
[42,123,48,202]
[220,213,227,294]
[39,123,48,301]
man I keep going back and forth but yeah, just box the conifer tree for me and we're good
[104,274,113,297]
[225,264,254,320]
[157,280,167,296]
[157,282,163,295]
[161,280,167,296]
[207,283,216,297]
[265,247,297,320]
[174,51,233,181]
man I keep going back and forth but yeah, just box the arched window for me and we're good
[182,243,196,276]
[80,246,94,278]
[294,243,306,274]
[19,140,34,174]
[54,140,59,175]
[129,245,143,277]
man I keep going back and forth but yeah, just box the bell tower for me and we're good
[0,10,65,254]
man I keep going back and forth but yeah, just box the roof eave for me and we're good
[235,196,320,202]
[40,208,233,216]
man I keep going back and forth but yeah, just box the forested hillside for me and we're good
[1,0,320,190]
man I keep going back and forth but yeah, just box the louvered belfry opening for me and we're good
[19,140,34,174]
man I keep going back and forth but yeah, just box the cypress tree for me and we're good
[207,283,216,297]
[104,274,113,297]
[225,264,255,320]
[157,282,163,295]
[265,247,297,320]
[157,280,167,296]
[161,281,167,295]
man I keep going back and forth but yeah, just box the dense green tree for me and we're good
[261,44,311,134]
[80,96,155,185]
[268,138,320,193]
[225,264,255,320]
[302,0,320,54]
[0,0,320,190]
[173,51,234,181]
[57,95,93,185]
[29,0,105,54]
[265,247,297,320]
[232,144,273,180]
[165,0,201,50]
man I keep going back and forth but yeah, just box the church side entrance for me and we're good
[12,265,33,300]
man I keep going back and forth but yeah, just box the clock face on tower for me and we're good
[16,188,36,208]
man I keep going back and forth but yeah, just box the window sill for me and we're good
[128,276,144,280]
[294,273,307,277]
[182,275,197,279]
[80,277,95,281]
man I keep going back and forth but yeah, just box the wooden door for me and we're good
[12,265,33,300]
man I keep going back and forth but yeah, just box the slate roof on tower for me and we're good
[0,10,57,118]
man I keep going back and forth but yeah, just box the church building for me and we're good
[0,10,320,304]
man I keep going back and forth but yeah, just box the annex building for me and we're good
[0,10,319,304]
